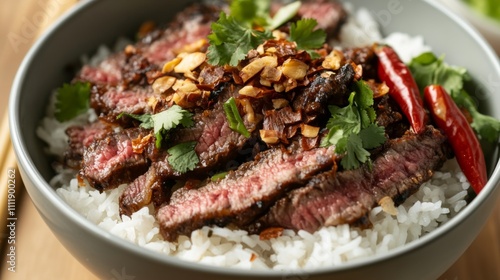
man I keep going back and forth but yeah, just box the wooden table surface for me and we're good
[0,1,499,279]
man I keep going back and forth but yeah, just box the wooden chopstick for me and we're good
[0,110,18,254]
[0,0,78,251]
[0,110,16,187]
[0,111,13,174]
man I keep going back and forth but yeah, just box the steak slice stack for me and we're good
[54,0,457,245]
[75,2,221,86]
[247,126,451,234]
[118,83,263,216]
[156,144,337,242]
[80,127,152,191]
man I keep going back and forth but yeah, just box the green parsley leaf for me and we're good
[359,124,386,149]
[151,105,193,135]
[409,52,468,95]
[117,105,193,148]
[223,97,251,138]
[409,52,500,142]
[321,81,386,170]
[452,89,500,143]
[167,141,199,173]
[116,112,154,129]
[54,82,91,122]
[342,133,371,170]
[207,12,273,66]
[289,18,326,54]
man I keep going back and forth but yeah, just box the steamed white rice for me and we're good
[37,5,472,270]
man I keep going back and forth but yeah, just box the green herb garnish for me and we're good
[289,18,327,58]
[211,171,229,181]
[207,0,325,66]
[118,105,194,148]
[223,97,251,138]
[167,141,199,174]
[268,1,302,30]
[409,52,500,142]
[322,81,386,170]
[229,0,271,27]
[54,82,91,122]
[207,12,273,67]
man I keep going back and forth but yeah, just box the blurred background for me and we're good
[0,0,498,279]
[439,0,500,55]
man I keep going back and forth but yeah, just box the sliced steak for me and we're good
[141,10,215,66]
[118,164,172,215]
[80,127,152,191]
[298,0,348,39]
[77,54,124,86]
[375,94,408,139]
[248,126,450,233]
[119,83,262,216]
[90,85,166,122]
[64,121,118,169]
[156,145,336,242]
[75,2,220,86]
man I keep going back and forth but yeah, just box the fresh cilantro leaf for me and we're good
[268,1,302,30]
[452,89,500,142]
[207,12,273,66]
[289,19,326,53]
[353,79,375,109]
[167,141,199,174]
[359,124,386,149]
[223,97,251,138]
[322,81,386,170]
[54,82,91,122]
[117,112,154,129]
[409,52,500,142]
[341,133,371,170]
[151,105,193,135]
[117,105,193,148]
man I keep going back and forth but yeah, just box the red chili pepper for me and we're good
[375,45,426,134]
[424,84,487,194]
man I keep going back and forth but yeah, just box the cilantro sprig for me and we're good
[207,12,273,67]
[167,141,199,174]
[54,82,91,122]
[229,0,302,31]
[409,52,500,142]
[118,105,194,148]
[290,18,326,58]
[207,0,326,66]
[321,81,386,170]
[118,105,199,173]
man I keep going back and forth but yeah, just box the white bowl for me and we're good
[438,0,500,54]
[9,0,500,279]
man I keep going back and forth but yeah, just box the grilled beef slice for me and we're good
[118,83,262,216]
[80,127,152,191]
[64,121,117,169]
[298,0,347,39]
[248,126,450,233]
[119,59,358,216]
[156,145,336,242]
[76,2,220,86]
[90,85,167,123]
